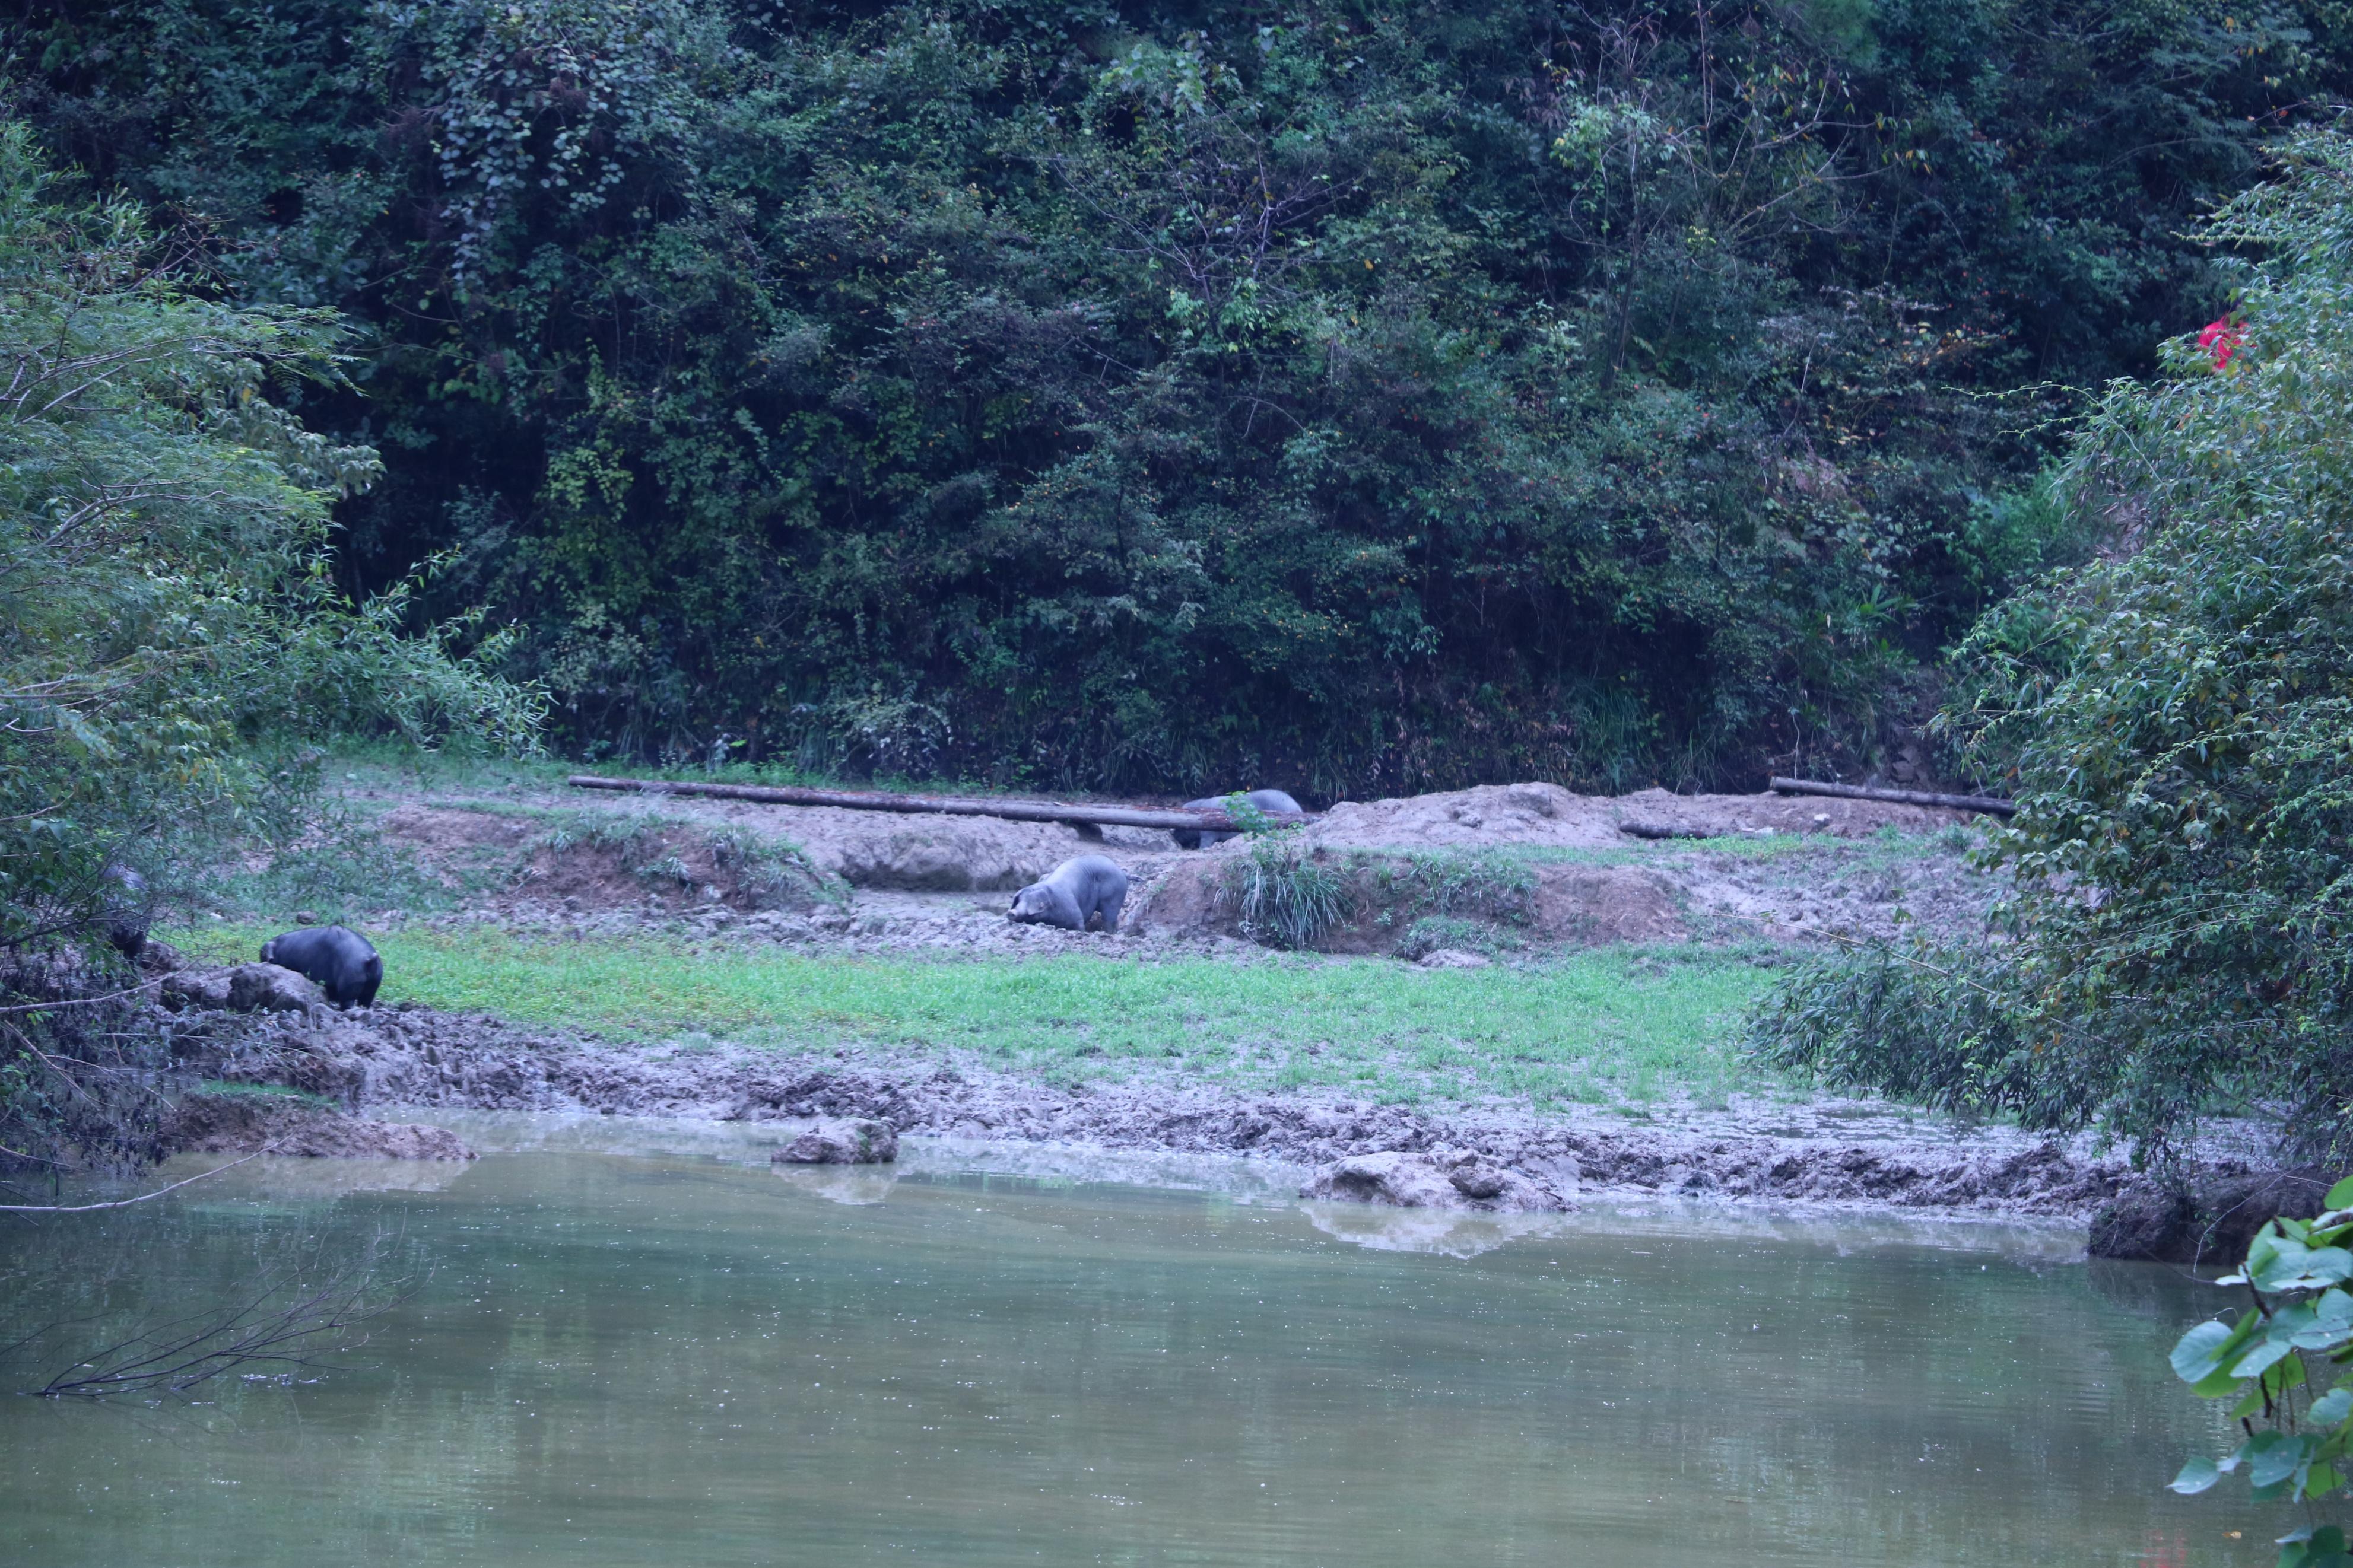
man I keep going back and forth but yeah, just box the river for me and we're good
[0,1119,2259,1565]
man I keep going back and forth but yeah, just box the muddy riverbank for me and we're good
[170,998,2135,1220]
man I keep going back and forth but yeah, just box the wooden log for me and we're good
[565,774,1313,834]
[1768,775,2015,816]
[1617,820,1711,840]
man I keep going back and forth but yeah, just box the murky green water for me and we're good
[0,1127,2266,1566]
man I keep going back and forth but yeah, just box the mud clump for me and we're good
[350,776,2002,958]
[1297,782,1967,852]
[773,1117,898,1165]
[379,804,838,917]
[163,1091,475,1160]
[161,962,326,1016]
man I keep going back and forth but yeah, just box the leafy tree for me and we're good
[1751,127,2353,1165]
[0,119,538,1175]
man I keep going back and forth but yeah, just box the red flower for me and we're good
[2198,317,2243,369]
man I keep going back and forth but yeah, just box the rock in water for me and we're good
[1300,1147,1568,1213]
[2086,1183,2201,1262]
[773,1117,898,1165]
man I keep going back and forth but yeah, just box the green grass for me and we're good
[1461,824,1980,870]
[179,924,1778,1109]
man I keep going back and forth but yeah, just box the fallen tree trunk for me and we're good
[566,774,1312,834]
[1768,775,2016,816]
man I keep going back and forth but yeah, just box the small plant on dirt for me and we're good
[528,815,665,867]
[704,826,840,909]
[1220,838,1351,950]
[638,854,696,892]
[1370,849,1539,925]
[1221,792,1278,835]
[1395,915,1498,961]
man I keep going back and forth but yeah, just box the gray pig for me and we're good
[260,924,384,1007]
[1171,788,1304,850]
[1008,855,1129,933]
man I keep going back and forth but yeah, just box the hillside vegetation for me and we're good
[15,0,2347,792]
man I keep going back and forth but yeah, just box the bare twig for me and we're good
[23,1257,412,1398]
[0,1152,258,1214]
[0,980,163,1017]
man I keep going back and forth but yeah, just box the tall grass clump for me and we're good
[1220,837,1352,950]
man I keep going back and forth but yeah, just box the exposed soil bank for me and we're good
[359,774,2000,959]
[191,1001,2135,1220]
[164,1091,476,1159]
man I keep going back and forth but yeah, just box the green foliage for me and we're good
[1751,129,2353,1164]
[1746,939,2065,1119]
[2167,1175,2353,1564]
[17,0,2337,790]
[1365,850,1541,927]
[1219,835,1353,950]
[0,120,538,1176]
[0,117,541,947]
[701,823,841,909]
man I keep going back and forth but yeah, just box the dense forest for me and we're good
[10,0,2346,794]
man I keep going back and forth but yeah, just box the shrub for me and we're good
[0,120,538,1179]
[1750,128,2353,1165]
[1220,838,1352,951]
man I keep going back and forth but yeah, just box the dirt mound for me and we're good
[381,804,837,912]
[1298,782,1970,851]
[1532,866,1685,943]
[380,800,1142,898]
[355,777,1992,955]
[1131,854,1687,952]
[2087,1169,2335,1263]
[1301,1148,1569,1213]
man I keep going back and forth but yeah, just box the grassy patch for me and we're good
[177,925,1779,1108]
[1467,825,1976,870]
[174,818,458,924]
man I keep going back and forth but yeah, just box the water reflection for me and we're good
[0,1147,2274,1567]
[773,1163,898,1206]
[1301,1200,1552,1257]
